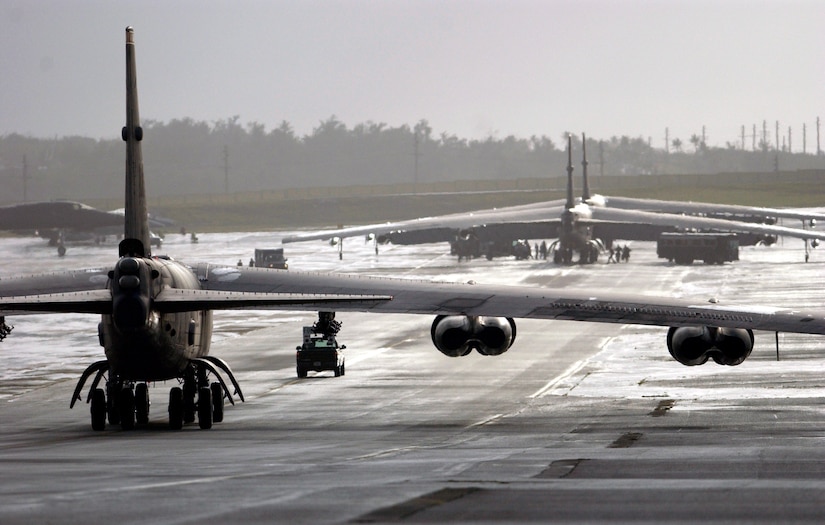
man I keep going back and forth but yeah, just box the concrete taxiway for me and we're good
[2,232,825,523]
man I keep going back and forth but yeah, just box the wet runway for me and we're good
[2,231,825,523]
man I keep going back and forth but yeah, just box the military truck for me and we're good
[254,248,288,269]
[657,232,739,265]
[296,326,346,378]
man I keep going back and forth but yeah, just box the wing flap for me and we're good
[153,288,392,313]
[0,289,113,315]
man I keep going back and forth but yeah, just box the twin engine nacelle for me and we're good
[667,326,754,366]
[431,315,516,357]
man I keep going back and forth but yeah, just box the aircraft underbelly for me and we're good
[101,311,210,381]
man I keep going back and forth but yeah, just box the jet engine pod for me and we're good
[667,326,754,366]
[430,315,516,357]
[708,327,754,365]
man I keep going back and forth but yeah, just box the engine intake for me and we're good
[430,315,516,357]
[667,326,754,366]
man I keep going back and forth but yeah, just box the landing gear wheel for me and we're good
[183,382,196,423]
[198,386,213,430]
[91,388,106,431]
[168,387,183,430]
[135,383,150,425]
[107,382,120,425]
[210,382,224,423]
[119,387,136,430]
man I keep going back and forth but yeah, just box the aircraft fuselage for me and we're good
[100,256,212,380]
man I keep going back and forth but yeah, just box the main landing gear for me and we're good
[71,357,244,431]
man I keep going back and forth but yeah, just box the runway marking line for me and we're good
[467,413,504,428]
[528,359,590,399]
[528,337,614,399]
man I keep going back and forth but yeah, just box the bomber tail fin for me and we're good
[565,135,575,210]
[121,26,150,257]
[581,133,591,202]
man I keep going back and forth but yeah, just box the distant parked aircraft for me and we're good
[283,136,825,263]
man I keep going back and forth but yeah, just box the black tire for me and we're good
[107,383,120,425]
[341,362,345,376]
[91,388,106,431]
[135,383,150,425]
[119,387,136,430]
[183,382,196,423]
[297,366,307,378]
[210,382,224,423]
[168,387,183,430]
[334,366,341,377]
[198,386,213,430]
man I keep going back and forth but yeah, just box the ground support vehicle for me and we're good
[296,314,346,378]
[657,232,739,265]
[254,248,288,269]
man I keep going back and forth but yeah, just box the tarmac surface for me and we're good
[2,230,825,523]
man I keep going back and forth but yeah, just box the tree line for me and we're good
[1,116,823,204]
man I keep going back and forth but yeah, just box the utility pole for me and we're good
[702,125,706,148]
[762,120,768,152]
[775,120,780,151]
[598,140,605,177]
[752,124,756,151]
[223,145,229,194]
[788,126,792,153]
[665,127,669,153]
[803,123,807,154]
[741,125,745,150]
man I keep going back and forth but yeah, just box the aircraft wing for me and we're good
[0,201,123,232]
[282,204,568,244]
[586,206,825,242]
[4,264,825,338]
[599,196,825,223]
[151,289,391,313]
[0,268,110,315]
[0,268,391,315]
[191,265,825,336]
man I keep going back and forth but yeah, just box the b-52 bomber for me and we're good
[0,200,124,255]
[283,136,825,264]
[0,200,169,255]
[5,27,825,433]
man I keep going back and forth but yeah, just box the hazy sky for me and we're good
[1,0,823,150]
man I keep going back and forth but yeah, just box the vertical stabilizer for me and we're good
[122,26,150,257]
[581,133,591,202]
[565,135,574,209]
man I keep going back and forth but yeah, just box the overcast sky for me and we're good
[1,0,823,150]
